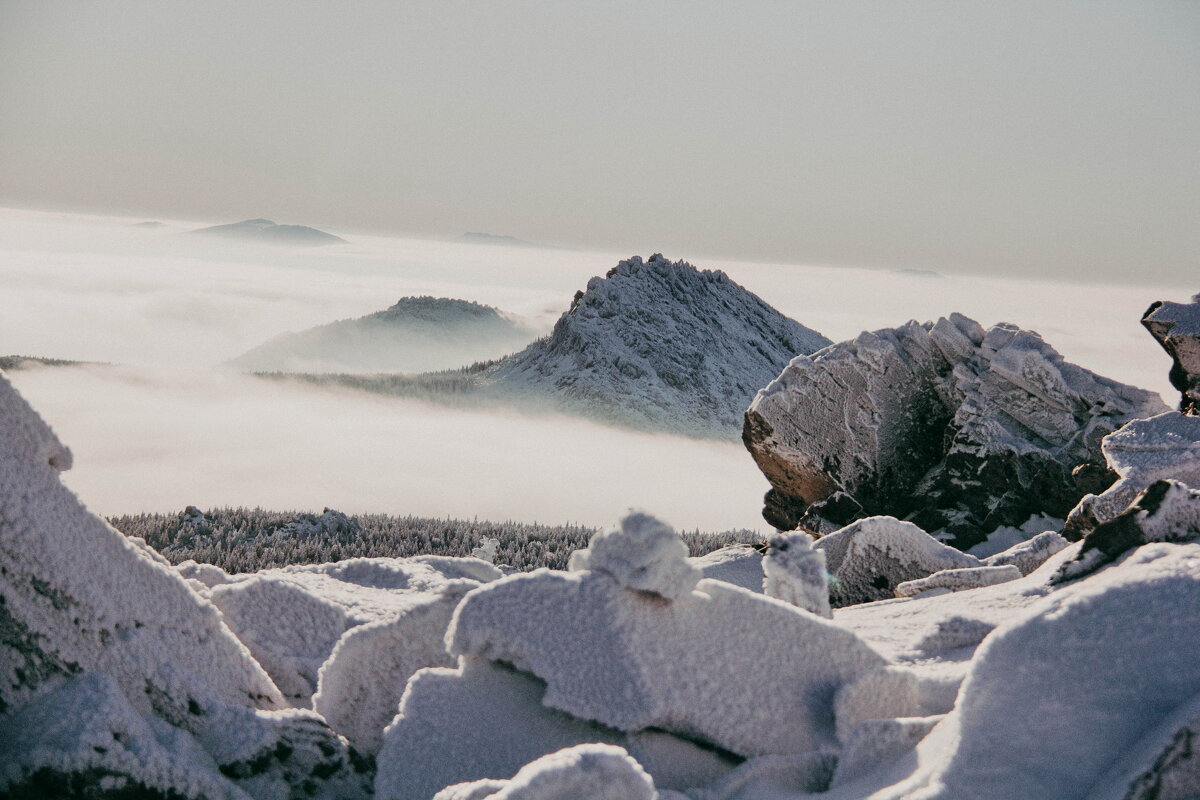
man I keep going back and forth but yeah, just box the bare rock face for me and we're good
[1143,294,1200,414]
[744,314,1166,548]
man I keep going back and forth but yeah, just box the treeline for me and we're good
[110,507,763,574]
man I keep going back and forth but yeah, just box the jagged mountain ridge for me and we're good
[479,254,832,437]
[229,296,536,374]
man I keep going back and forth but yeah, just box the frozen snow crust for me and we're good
[486,254,831,439]
[745,313,1166,546]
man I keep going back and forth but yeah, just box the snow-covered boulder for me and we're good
[312,580,476,754]
[431,744,658,800]
[687,544,764,592]
[688,753,838,800]
[813,516,982,606]
[1064,411,1200,540]
[744,313,1166,547]
[982,530,1068,574]
[484,254,831,439]
[1143,294,1200,414]
[447,515,887,758]
[567,512,700,599]
[209,555,501,706]
[761,532,831,617]
[830,715,940,789]
[895,565,1022,598]
[0,372,370,798]
[1055,480,1200,583]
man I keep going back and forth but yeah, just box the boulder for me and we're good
[895,565,1022,598]
[744,314,1166,547]
[761,532,831,617]
[1143,294,1200,414]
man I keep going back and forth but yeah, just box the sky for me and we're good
[1,1,1197,284]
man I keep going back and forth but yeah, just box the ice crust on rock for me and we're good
[762,532,832,617]
[1065,411,1200,539]
[568,511,700,599]
[1143,295,1200,414]
[0,372,371,799]
[485,254,831,439]
[744,313,1166,546]
[894,565,1021,598]
[813,516,982,607]
[448,515,887,757]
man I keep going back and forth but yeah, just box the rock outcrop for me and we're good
[1143,294,1200,414]
[485,254,831,439]
[744,313,1166,547]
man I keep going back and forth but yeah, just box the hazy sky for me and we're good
[2,1,1197,283]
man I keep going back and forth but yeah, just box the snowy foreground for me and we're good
[4,299,1200,799]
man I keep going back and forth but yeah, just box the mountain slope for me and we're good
[190,217,346,245]
[229,296,535,374]
[481,253,831,437]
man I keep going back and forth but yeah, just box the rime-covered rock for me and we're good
[895,565,1022,598]
[1143,294,1200,414]
[1055,480,1200,584]
[447,519,887,758]
[688,544,764,593]
[1064,412,1200,540]
[813,516,982,607]
[983,530,1069,574]
[762,532,831,617]
[745,313,1166,547]
[431,744,658,800]
[485,254,831,438]
[568,512,700,600]
[0,371,370,799]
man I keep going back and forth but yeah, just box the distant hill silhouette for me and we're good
[453,232,566,250]
[190,218,346,246]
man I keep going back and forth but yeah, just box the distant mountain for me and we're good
[190,218,346,246]
[132,221,165,228]
[453,232,565,250]
[477,254,831,437]
[228,297,535,374]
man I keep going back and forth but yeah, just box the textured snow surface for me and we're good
[0,371,371,799]
[746,313,1166,544]
[813,517,982,606]
[431,744,658,800]
[486,254,831,439]
[688,544,764,593]
[449,515,887,758]
[894,565,1021,598]
[1066,411,1200,538]
[762,532,832,617]
[982,530,1068,574]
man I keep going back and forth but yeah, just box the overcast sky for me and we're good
[1,1,1197,283]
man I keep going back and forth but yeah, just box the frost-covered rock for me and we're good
[431,744,658,800]
[688,544,764,593]
[209,555,501,706]
[1064,412,1200,540]
[1055,480,1200,583]
[762,532,831,617]
[448,527,887,757]
[568,512,700,600]
[688,753,838,800]
[485,254,831,439]
[910,616,997,655]
[983,530,1068,574]
[895,565,1022,598]
[0,372,370,798]
[745,313,1166,547]
[313,580,476,754]
[813,516,982,607]
[1143,294,1200,414]
[472,537,500,563]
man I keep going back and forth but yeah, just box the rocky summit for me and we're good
[743,313,1166,548]
[485,254,831,439]
[1143,293,1200,415]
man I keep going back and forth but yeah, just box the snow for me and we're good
[486,254,831,439]
[688,544,764,593]
[833,666,922,742]
[981,530,1068,574]
[567,511,700,600]
[894,565,1021,598]
[813,517,983,606]
[448,515,887,757]
[689,753,838,800]
[762,532,831,617]
[433,744,658,800]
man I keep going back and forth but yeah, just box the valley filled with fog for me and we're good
[0,207,1188,532]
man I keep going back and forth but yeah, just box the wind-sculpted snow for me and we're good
[567,511,700,600]
[447,514,887,758]
[484,254,831,439]
[229,296,534,375]
[1143,294,1200,414]
[813,516,982,606]
[431,744,658,800]
[745,313,1166,547]
[762,532,831,616]
[0,371,371,798]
